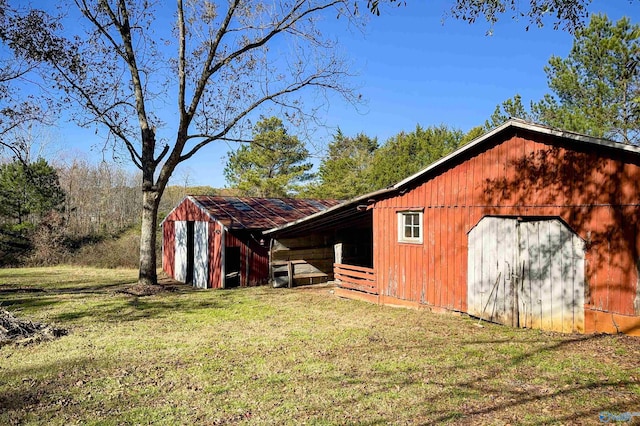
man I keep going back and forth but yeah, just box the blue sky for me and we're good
[51,0,640,188]
[320,0,639,139]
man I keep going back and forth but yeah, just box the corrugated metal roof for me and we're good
[186,196,340,230]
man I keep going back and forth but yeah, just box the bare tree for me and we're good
[0,0,59,163]
[10,0,362,285]
[57,159,140,237]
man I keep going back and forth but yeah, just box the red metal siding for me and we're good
[373,133,640,322]
[163,196,334,288]
[224,231,270,287]
[162,198,217,286]
[164,198,213,223]
[162,221,175,278]
[209,221,223,289]
[162,197,287,288]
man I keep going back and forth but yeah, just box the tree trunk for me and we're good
[139,188,159,286]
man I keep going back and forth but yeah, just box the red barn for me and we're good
[161,196,338,288]
[266,119,640,335]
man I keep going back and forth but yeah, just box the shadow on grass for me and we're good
[0,282,132,297]
[0,296,61,310]
[0,354,161,426]
[0,268,220,324]
[0,288,45,293]
[0,355,96,418]
[312,331,639,424]
[45,296,229,324]
[0,386,45,415]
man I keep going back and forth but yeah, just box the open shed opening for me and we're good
[186,221,195,285]
[268,208,373,287]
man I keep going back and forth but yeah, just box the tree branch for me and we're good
[177,0,187,118]
[185,0,241,120]
[178,67,345,162]
[208,1,342,78]
[74,0,128,59]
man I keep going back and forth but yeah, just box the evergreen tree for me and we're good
[306,130,378,199]
[367,124,465,189]
[532,14,640,143]
[461,126,486,144]
[484,94,532,130]
[0,158,66,264]
[0,158,65,227]
[224,117,312,197]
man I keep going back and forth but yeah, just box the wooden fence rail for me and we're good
[334,263,377,294]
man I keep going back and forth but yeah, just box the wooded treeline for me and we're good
[0,156,218,266]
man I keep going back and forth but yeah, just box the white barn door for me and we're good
[518,220,585,333]
[193,221,209,289]
[174,221,188,282]
[468,217,585,333]
[467,216,517,326]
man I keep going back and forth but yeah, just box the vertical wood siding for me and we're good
[162,221,175,278]
[373,132,640,323]
[209,221,222,289]
[223,231,269,287]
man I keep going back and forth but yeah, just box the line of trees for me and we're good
[0,157,142,265]
[224,118,480,200]
[0,153,221,266]
[58,160,140,237]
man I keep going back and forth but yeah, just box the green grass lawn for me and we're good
[1,266,639,425]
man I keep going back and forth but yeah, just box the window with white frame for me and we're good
[397,211,423,244]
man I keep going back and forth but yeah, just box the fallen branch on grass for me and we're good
[0,307,67,347]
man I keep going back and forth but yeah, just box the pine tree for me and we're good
[532,14,640,144]
[224,117,312,197]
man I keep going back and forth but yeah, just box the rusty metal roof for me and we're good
[187,196,340,230]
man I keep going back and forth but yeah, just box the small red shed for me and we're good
[266,119,640,336]
[161,196,338,288]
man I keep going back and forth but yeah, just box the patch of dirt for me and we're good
[117,277,181,297]
[0,308,67,347]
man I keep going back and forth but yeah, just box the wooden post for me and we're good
[334,243,343,265]
[287,261,293,288]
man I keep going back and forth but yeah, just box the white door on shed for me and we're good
[467,216,517,327]
[193,221,209,289]
[467,217,585,333]
[174,221,188,282]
